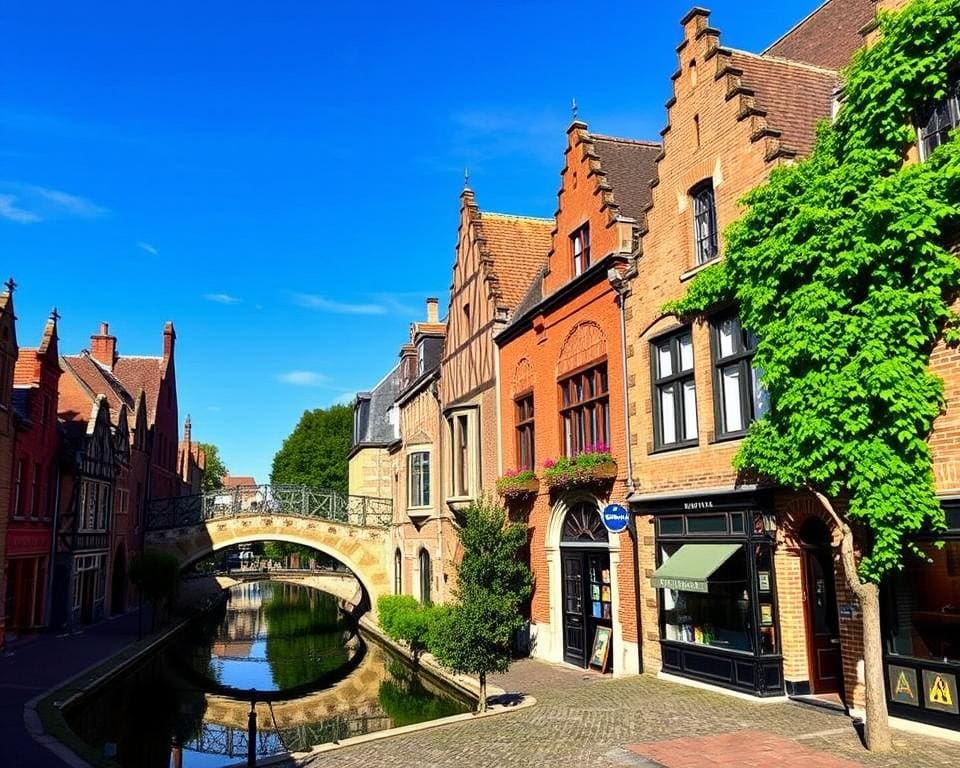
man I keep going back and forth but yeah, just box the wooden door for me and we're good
[803,546,841,693]
[562,552,586,666]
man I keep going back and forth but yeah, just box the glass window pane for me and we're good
[752,366,770,419]
[659,517,683,535]
[686,514,728,534]
[718,318,738,358]
[679,334,694,371]
[682,379,698,440]
[722,365,744,432]
[657,343,673,378]
[660,385,676,444]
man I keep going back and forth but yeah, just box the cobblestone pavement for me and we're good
[299,659,958,768]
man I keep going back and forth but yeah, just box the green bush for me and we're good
[377,595,442,660]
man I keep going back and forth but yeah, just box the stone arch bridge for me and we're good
[145,485,393,607]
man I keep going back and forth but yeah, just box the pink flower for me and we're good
[543,458,556,469]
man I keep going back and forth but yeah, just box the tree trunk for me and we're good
[478,671,487,713]
[810,490,892,752]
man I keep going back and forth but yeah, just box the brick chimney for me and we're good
[163,321,176,360]
[426,297,439,323]
[90,322,117,371]
[183,414,192,446]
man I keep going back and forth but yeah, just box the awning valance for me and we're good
[650,543,741,594]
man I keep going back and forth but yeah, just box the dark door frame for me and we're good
[560,545,612,669]
[799,522,843,696]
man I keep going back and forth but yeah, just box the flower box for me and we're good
[542,451,618,491]
[496,470,540,500]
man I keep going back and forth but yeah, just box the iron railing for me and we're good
[145,484,392,531]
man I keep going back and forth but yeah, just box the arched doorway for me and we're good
[111,544,127,615]
[419,548,431,605]
[800,518,841,694]
[559,503,612,670]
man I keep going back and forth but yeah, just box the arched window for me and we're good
[419,548,432,605]
[561,503,607,543]
[394,549,402,595]
[691,180,718,264]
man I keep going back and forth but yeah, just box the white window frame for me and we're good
[407,450,431,509]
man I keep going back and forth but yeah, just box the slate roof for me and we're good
[588,135,661,223]
[764,0,874,70]
[477,212,553,311]
[354,363,401,445]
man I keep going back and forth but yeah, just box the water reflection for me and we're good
[66,580,471,767]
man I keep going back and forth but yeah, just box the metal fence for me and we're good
[146,484,392,531]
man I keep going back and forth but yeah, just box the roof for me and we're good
[223,475,257,488]
[112,356,163,424]
[725,49,839,156]
[61,354,133,423]
[355,363,401,445]
[476,212,553,311]
[588,135,661,223]
[764,0,874,70]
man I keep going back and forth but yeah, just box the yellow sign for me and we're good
[895,671,915,699]
[930,675,954,707]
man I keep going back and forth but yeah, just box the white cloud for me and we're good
[204,293,241,305]
[28,185,107,218]
[277,370,331,387]
[293,294,387,315]
[137,241,159,256]
[0,194,41,223]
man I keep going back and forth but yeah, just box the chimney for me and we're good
[90,322,117,371]
[183,414,192,446]
[426,297,439,324]
[163,321,176,360]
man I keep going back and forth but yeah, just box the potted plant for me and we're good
[542,444,618,490]
[496,468,540,500]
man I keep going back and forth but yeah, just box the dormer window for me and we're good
[572,224,591,276]
[918,78,959,160]
[417,341,425,376]
[692,181,718,265]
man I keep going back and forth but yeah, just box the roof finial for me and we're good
[464,167,470,189]
[571,97,578,121]
[3,277,16,294]
[50,307,61,322]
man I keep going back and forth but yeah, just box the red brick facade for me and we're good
[0,284,19,648]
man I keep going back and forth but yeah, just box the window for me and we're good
[419,548,432,605]
[651,330,698,449]
[918,78,959,160]
[394,549,402,595]
[448,411,476,498]
[691,181,718,265]
[41,395,51,426]
[711,314,768,437]
[13,458,25,517]
[571,224,591,276]
[31,462,41,519]
[560,363,609,457]
[408,451,431,508]
[515,393,535,471]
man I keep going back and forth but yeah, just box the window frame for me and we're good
[691,180,719,265]
[650,329,699,451]
[13,457,25,518]
[918,78,960,161]
[571,224,591,277]
[419,548,431,605]
[407,450,431,509]
[710,312,762,440]
[558,360,610,458]
[446,407,478,500]
[515,392,535,471]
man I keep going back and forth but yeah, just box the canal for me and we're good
[66,580,472,767]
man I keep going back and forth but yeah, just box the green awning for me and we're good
[650,543,741,594]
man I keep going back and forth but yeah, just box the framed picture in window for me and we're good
[760,603,774,626]
[758,571,770,592]
[589,626,612,672]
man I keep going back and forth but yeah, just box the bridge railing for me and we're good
[146,484,392,531]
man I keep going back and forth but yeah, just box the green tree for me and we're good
[664,0,960,750]
[197,442,228,492]
[430,497,532,712]
[129,549,180,630]
[271,404,353,494]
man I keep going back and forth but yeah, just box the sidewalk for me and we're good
[0,609,152,768]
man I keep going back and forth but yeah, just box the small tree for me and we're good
[665,1,960,751]
[129,549,180,629]
[430,497,531,712]
[197,443,228,492]
[271,404,352,493]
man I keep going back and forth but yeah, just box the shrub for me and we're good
[378,595,440,660]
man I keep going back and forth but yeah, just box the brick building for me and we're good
[496,124,659,674]
[0,281,19,648]
[177,415,206,495]
[5,310,61,639]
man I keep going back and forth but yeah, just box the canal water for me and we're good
[66,581,471,767]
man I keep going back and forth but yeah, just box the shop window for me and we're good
[408,451,431,508]
[571,224,591,277]
[651,330,697,449]
[560,363,609,457]
[886,540,960,665]
[691,181,718,265]
[515,393,535,471]
[711,313,768,437]
[918,78,959,160]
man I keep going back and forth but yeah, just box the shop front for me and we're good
[883,502,960,731]
[639,490,784,696]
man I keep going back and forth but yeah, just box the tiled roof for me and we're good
[112,356,163,425]
[61,354,132,422]
[224,475,257,488]
[764,0,874,70]
[477,212,553,311]
[725,50,839,156]
[588,135,661,223]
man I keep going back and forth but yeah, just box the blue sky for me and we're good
[1,0,821,483]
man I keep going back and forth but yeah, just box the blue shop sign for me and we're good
[602,503,630,534]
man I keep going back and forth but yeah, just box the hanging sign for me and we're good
[601,503,630,534]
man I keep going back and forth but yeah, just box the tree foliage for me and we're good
[429,497,532,711]
[270,404,353,494]
[377,595,441,660]
[197,442,228,492]
[665,0,960,583]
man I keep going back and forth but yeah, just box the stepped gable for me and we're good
[764,0,874,70]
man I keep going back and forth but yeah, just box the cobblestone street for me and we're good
[299,660,958,768]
